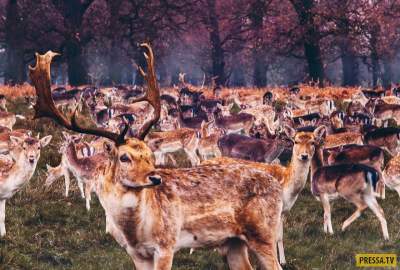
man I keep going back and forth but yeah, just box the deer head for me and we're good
[9,135,52,166]
[284,125,326,162]
[30,44,161,190]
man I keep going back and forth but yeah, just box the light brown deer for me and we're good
[0,134,52,236]
[45,133,106,210]
[196,120,222,161]
[31,48,284,270]
[202,125,326,265]
[383,155,400,197]
[145,128,200,166]
[311,128,389,240]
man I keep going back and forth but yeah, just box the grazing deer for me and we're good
[203,125,326,265]
[31,47,284,270]
[0,134,52,236]
[311,127,389,240]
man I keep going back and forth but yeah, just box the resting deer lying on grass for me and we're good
[311,127,389,240]
[31,48,285,270]
[0,134,52,237]
[203,125,326,265]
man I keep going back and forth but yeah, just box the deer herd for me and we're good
[0,45,400,269]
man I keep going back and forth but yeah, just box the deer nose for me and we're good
[300,154,309,161]
[28,156,35,164]
[149,175,162,186]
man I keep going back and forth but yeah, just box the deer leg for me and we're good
[320,194,334,234]
[225,239,253,270]
[249,241,282,270]
[184,148,200,166]
[342,206,367,231]
[155,251,174,270]
[62,168,71,197]
[364,193,389,240]
[277,216,286,265]
[85,181,92,211]
[0,200,6,237]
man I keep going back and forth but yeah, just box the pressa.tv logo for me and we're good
[355,254,397,267]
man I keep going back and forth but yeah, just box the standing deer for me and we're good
[31,47,284,270]
[203,125,326,265]
[0,133,52,237]
[311,127,389,240]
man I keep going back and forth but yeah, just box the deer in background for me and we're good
[0,134,52,237]
[203,125,326,265]
[31,47,284,270]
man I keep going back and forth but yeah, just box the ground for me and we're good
[0,98,399,270]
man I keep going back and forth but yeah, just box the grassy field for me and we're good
[0,98,399,270]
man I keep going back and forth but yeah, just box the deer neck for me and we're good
[4,152,38,194]
[282,152,311,212]
[65,142,82,170]
[311,145,324,177]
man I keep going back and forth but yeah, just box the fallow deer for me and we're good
[364,127,400,156]
[196,120,223,161]
[0,134,52,236]
[203,126,326,265]
[145,128,200,166]
[31,47,284,270]
[383,155,400,197]
[311,127,389,240]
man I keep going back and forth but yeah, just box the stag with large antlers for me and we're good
[30,46,284,270]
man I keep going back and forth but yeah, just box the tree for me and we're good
[4,0,26,84]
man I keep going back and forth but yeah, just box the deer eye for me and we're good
[120,154,131,163]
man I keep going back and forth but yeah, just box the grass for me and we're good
[0,95,399,270]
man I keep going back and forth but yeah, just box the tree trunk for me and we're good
[65,38,87,86]
[4,0,26,85]
[253,49,267,87]
[382,58,393,90]
[207,0,225,87]
[341,50,359,86]
[371,50,380,88]
[291,0,324,87]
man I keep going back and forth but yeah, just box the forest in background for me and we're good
[0,0,400,88]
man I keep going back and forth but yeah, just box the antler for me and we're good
[132,43,161,140]
[29,51,128,146]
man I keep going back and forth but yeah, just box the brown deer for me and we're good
[311,127,389,240]
[31,48,284,270]
[0,133,52,236]
[383,155,400,197]
[203,125,326,265]
[196,120,223,161]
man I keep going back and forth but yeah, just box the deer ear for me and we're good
[9,136,24,146]
[284,125,296,139]
[313,125,326,143]
[40,135,53,147]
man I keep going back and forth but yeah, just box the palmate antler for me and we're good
[29,43,160,145]
[132,43,161,140]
